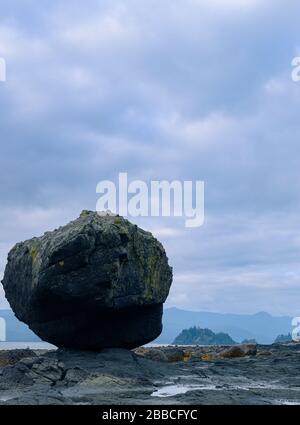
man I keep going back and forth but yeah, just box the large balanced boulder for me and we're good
[2,211,172,350]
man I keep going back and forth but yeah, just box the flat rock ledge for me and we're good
[0,343,300,405]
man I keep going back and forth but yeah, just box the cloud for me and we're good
[0,1,300,315]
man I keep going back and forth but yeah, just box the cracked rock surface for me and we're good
[2,211,172,350]
[0,344,300,405]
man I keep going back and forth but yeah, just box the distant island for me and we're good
[173,326,236,345]
[274,333,293,343]
[156,308,293,345]
[241,338,257,344]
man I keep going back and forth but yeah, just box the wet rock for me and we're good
[163,347,185,362]
[239,344,257,356]
[0,344,300,405]
[135,348,168,362]
[2,211,172,350]
[0,348,168,404]
[219,346,246,358]
[134,347,185,363]
[0,349,37,367]
[219,344,257,359]
[257,351,272,357]
[201,353,218,362]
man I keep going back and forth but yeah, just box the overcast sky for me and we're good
[1,0,300,316]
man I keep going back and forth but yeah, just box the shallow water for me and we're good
[277,399,300,405]
[152,384,217,397]
[0,342,56,350]
[0,394,16,402]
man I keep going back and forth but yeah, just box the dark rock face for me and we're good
[0,344,299,405]
[2,211,173,350]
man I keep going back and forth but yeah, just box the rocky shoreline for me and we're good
[0,343,299,405]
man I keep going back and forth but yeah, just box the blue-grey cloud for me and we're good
[1,0,300,315]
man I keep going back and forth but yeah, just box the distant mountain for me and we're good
[241,338,257,344]
[274,333,293,343]
[0,310,40,342]
[173,326,236,345]
[0,307,293,345]
[157,308,293,345]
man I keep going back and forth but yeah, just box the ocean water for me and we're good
[0,342,171,350]
[0,342,56,350]
[0,342,210,350]
[152,384,217,397]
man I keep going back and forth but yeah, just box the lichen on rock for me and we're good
[2,211,173,350]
